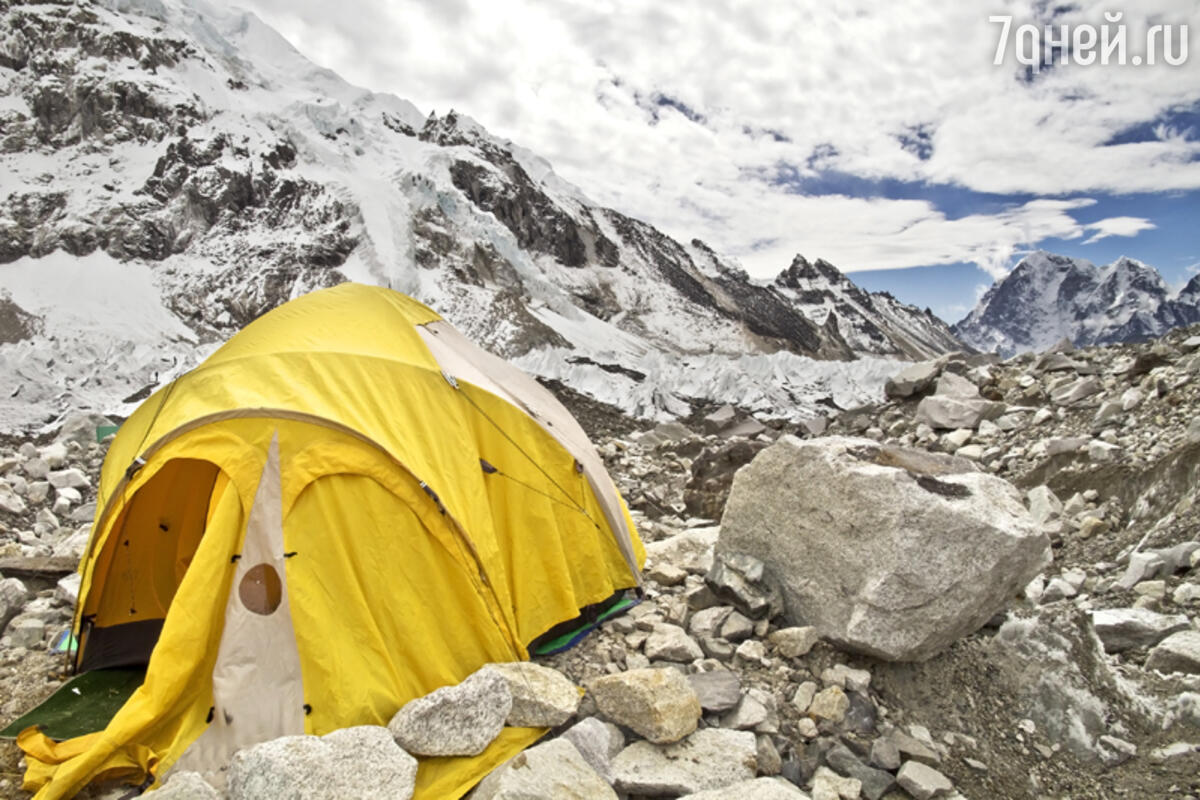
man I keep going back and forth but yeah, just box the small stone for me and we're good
[795,718,818,739]
[588,668,701,744]
[387,668,511,757]
[689,606,734,639]
[648,563,689,587]
[718,610,755,642]
[768,626,820,658]
[888,730,941,766]
[735,639,767,665]
[811,766,861,800]
[0,483,26,516]
[896,760,953,800]
[1098,735,1137,766]
[1173,583,1200,604]
[807,686,849,723]
[485,661,581,727]
[687,670,741,713]
[791,681,818,714]
[1133,580,1167,600]
[721,692,769,730]
[47,468,89,490]
[826,742,895,800]
[756,734,782,776]
[1077,517,1108,539]
[869,737,902,771]
[821,664,871,693]
[38,442,68,469]
[645,623,704,662]
[1147,742,1200,764]
[8,615,45,649]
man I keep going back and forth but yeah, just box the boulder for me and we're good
[1050,377,1102,406]
[485,661,580,727]
[228,726,418,800]
[610,728,757,795]
[1146,630,1200,676]
[587,668,701,744]
[152,771,220,799]
[468,738,616,800]
[1091,608,1190,653]
[914,396,1005,431]
[884,360,941,399]
[895,761,953,800]
[387,668,511,757]
[560,717,625,784]
[716,436,1050,661]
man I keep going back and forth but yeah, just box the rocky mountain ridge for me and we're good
[0,0,963,432]
[954,250,1200,357]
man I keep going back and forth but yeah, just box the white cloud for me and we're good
[231,0,1198,278]
[1082,216,1158,244]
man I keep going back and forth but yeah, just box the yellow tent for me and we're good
[19,283,644,798]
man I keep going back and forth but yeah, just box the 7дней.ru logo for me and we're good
[991,12,1189,69]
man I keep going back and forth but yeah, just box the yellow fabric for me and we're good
[28,284,642,799]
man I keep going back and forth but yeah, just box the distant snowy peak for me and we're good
[954,251,1200,355]
[774,255,966,360]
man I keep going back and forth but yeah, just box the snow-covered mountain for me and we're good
[954,251,1200,356]
[773,255,964,360]
[0,0,962,430]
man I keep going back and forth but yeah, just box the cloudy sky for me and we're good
[235,0,1200,321]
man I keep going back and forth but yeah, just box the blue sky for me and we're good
[238,0,1200,325]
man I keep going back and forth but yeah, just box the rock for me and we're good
[22,459,50,481]
[587,668,701,744]
[1087,440,1121,462]
[706,554,783,620]
[791,681,818,713]
[387,668,511,757]
[1133,580,1167,600]
[807,686,848,723]
[914,396,1005,431]
[821,664,871,693]
[7,615,45,648]
[228,726,418,800]
[886,730,941,767]
[1097,735,1137,766]
[934,372,980,399]
[1050,376,1102,406]
[756,734,782,776]
[0,577,30,632]
[721,691,769,730]
[734,639,767,666]
[560,717,625,784]
[811,766,861,800]
[885,361,941,399]
[644,527,721,576]
[647,563,688,586]
[689,606,734,639]
[686,670,741,713]
[769,626,820,658]
[468,737,616,800]
[611,728,757,795]
[152,771,219,799]
[47,468,89,490]
[1117,551,1168,590]
[645,623,704,662]
[0,482,27,516]
[1173,583,1200,604]
[678,777,807,799]
[895,761,953,800]
[486,661,581,727]
[716,436,1050,661]
[719,610,755,642]
[56,412,115,447]
[56,572,81,605]
[1148,741,1200,764]
[826,742,895,800]
[38,442,69,469]
[1026,485,1062,525]
[869,737,902,771]
[1077,517,1108,539]
[1146,630,1200,675]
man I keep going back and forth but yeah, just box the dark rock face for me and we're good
[0,295,40,344]
[684,439,769,520]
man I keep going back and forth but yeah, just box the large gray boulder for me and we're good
[914,396,1006,430]
[1146,631,1200,675]
[468,738,617,800]
[388,668,511,757]
[228,726,417,800]
[1091,608,1190,653]
[716,436,1051,661]
[884,360,941,399]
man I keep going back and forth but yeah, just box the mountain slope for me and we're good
[0,0,961,429]
[954,251,1200,356]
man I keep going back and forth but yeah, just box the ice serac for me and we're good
[954,251,1200,356]
[0,0,963,430]
[715,435,1051,661]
